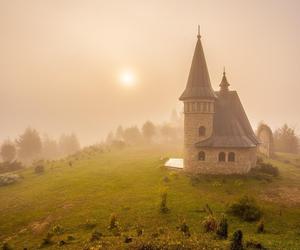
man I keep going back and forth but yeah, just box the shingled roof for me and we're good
[179,32,216,100]
[195,90,259,148]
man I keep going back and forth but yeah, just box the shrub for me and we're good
[160,190,169,213]
[40,232,54,247]
[258,162,279,177]
[230,230,243,250]
[1,242,12,250]
[257,219,265,233]
[246,240,267,249]
[227,196,262,222]
[162,176,170,183]
[135,224,143,236]
[34,165,45,174]
[0,161,24,174]
[178,219,191,237]
[202,215,217,233]
[124,235,133,243]
[90,230,102,242]
[52,224,64,235]
[108,213,119,230]
[216,215,228,239]
[0,173,20,186]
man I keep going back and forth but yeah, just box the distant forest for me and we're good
[0,109,299,173]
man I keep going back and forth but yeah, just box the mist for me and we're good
[1,0,300,146]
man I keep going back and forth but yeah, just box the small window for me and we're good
[218,152,226,162]
[198,151,205,161]
[199,126,206,136]
[228,152,235,162]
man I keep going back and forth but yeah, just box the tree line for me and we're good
[105,110,183,147]
[273,124,299,154]
[0,127,80,164]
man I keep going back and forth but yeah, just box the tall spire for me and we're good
[179,27,216,100]
[219,67,230,92]
[197,25,201,39]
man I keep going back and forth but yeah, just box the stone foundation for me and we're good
[184,147,257,175]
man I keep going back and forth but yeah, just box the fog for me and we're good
[1,0,300,146]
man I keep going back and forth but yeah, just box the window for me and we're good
[199,126,206,136]
[218,152,226,162]
[228,152,235,162]
[198,151,205,161]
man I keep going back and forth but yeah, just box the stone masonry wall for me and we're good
[184,147,257,175]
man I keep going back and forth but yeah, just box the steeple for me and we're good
[179,27,216,100]
[219,68,230,92]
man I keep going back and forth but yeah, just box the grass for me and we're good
[0,146,300,249]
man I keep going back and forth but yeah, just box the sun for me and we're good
[119,70,136,87]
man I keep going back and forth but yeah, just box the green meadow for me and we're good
[0,146,300,249]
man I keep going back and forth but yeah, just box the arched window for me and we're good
[199,126,206,136]
[198,151,205,161]
[228,152,235,162]
[218,152,226,162]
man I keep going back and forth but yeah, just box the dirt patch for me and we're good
[29,215,54,235]
[261,187,300,206]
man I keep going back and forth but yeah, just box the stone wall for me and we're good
[183,99,215,170]
[184,147,257,175]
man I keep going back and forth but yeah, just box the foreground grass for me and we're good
[0,146,300,249]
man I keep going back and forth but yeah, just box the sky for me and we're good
[0,0,299,145]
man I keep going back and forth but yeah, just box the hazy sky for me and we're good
[1,0,300,145]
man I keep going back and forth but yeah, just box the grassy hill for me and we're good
[0,145,300,249]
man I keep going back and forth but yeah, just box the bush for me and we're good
[257,219,265,233]
[0,161,24,174]
[1,242,12,250]
[40,232,54,247]
[34,165,45,174]
[160,190,169,213]
[227,196,262,222]
[0,173,20,186]
[246,240,267,249]
[90,230,102,242]
[178,220,191,237]
[52,224,64,235]
[216,215,228,239]
[108,213,119,230]
[230,230,243,250]
[258,162,279,177]
[202,215,217,233]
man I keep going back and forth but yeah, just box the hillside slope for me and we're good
[0,146,300,249]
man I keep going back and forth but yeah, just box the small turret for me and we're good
[219,68,230,93]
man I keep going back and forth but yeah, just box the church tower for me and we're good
[179,28,216,171]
